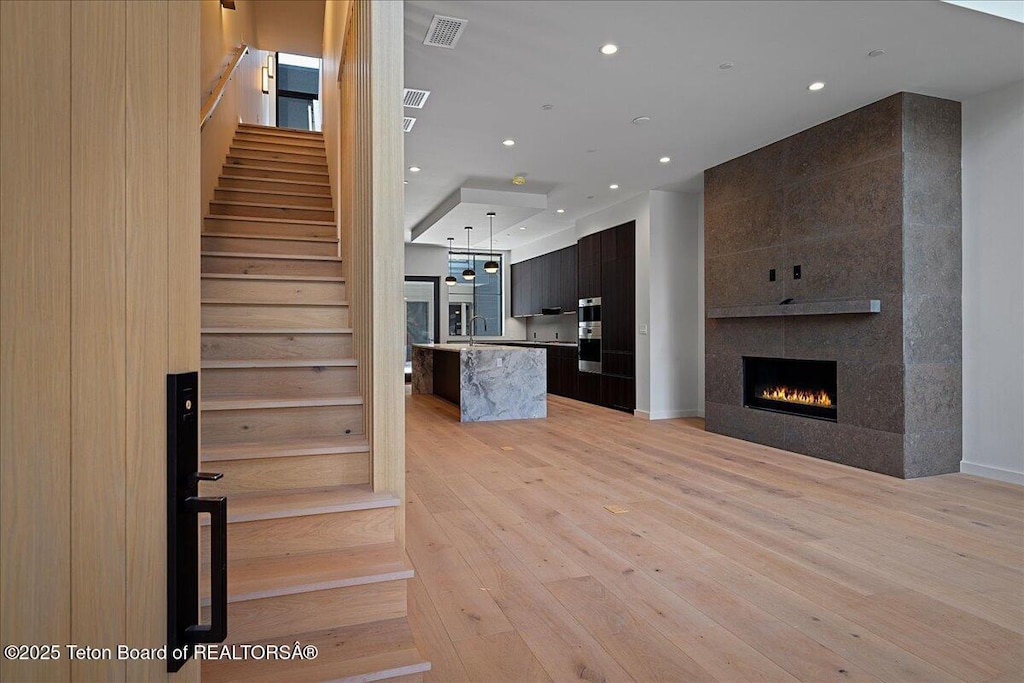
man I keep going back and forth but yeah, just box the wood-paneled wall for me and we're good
[332,0,406,541]
[0,2,200,681]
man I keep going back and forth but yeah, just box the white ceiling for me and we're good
[410,187,547,248]
[402,0,1023,250]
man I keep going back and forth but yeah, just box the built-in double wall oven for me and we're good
[578,297,602,373]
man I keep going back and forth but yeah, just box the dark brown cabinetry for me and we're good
[577,232,602,300]
[511,245,577,317]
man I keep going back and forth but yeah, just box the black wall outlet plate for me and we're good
[793,265,801,280]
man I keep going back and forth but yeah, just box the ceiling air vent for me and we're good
[423,14,467,49]
[403,88,431,109]
[403,116,417,133]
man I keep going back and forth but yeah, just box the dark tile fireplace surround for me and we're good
[704,93,962,478]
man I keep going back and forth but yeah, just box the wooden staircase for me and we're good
[200,124,429,683]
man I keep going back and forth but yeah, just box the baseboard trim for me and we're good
[635,409,700,421]
[960,461,1024,485]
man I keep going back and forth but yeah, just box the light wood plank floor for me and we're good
[404,393,1024,683]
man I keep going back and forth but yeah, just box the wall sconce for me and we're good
[267,54,275,79]
[220,0,236,9]
[261,66,269,94]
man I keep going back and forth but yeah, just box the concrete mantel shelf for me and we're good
[707,299,881,319]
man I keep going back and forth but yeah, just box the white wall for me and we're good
[961,79,1024,484]
[404,243,526,343]
[647,191,702,420]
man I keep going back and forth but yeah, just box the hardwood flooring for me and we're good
[404,392,1024,683]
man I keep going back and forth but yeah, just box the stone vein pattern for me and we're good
[460,346,547,423]
[411,345,433,394]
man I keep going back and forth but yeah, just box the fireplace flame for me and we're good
[760,386,834,408]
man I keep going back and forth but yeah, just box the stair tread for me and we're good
[203,395,363,411]
[202,231,338,243]
[202,358,357,368]
[231,144,326,158]
[204,214,335,227]
[201,327,354,335]
[202,251,342,261]
[206,484,399,525]
[201,299,350,306]
[202,619,428,683]
[212,544,413,604]
[201,273,345,282]
[216,187,334,200]
[204,435,369,462]
[238,123,323,136]
[223,163,329,176]
[210,199,334,211]
[227,153,328,168]
[220,174,330,188]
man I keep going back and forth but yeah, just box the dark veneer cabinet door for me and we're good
[560,245,578,311]
[511,261,526,317]
[600,221,635,355]
[576,371,601,404]
[577,233,601,299]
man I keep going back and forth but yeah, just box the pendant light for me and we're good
[483,212,499,274]
[462,227,476,281]
[444,237,457,286]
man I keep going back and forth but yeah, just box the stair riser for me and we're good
[202,365,358,400]
[202,236,338,257]
[227,155,327,173]
[223,165,328,183]
[210,202,335,223]
[200,451,370,495]
[201,303,349,329]
[202,255,343,277]
[202,332,353,360]
[218,176,331,195]
[210,582,407,645]
[201,235,337,255]
[201,404,363,445]
[204,507,396,560]
[202,278,346,303]
[230,146,326,164]
[215,188,333,208]
[232,133,325,150]
[203,216,335,239]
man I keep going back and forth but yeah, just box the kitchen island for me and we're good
[411,344,546,422]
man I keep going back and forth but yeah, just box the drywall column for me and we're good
[961,80,1024,483]
[648,190,702,419]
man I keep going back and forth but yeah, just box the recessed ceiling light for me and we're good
[408,165,421,172]
[659,156,671,164]
[519,226,527,230]
[403,180,409,184]
[808,81,825,91]
[541,104,554,110]
[502,139,515,147]
[556,209,565,214]
[868,49,885,58]
[719,61,734,70]
[609,184,619,190]
[600,44,618,55]
[586,148,598,154]
[512,175,526,186]
[632,116,651,125]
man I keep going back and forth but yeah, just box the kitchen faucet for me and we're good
[468,315,487,346]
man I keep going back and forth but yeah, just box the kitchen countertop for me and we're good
[412,343,546,352]
[478,340,578,348]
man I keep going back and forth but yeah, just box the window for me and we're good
[447,253,502,337]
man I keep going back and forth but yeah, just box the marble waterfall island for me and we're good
[411,344,547,422]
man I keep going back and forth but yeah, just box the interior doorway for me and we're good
[276,52,322,131]
[404,277,440,381]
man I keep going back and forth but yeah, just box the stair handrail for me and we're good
[200,43,249,131]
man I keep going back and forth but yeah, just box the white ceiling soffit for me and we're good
[424,14,468,48]
[403,0,1024,251]
[411,187,547,246]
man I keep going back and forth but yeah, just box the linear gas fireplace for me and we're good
[743,357,837,421]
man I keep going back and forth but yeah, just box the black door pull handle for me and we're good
[184,495,228,644]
